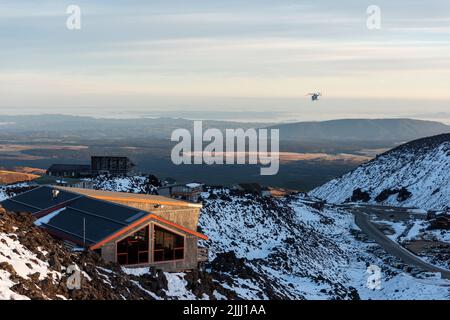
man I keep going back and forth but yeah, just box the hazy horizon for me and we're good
[1,99,450,124]
[1,108,450,125]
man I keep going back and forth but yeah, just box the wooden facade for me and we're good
[98,219,201,272]
[46,164,91,178]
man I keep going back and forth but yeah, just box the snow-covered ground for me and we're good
[82,175,159,194]
[0,233,62,300]
[122,267,200,300]
[360,214,450,270]
[0,183,31,202]
[0,190,6,202]
[199,188,450,300]
[311,134,450,211]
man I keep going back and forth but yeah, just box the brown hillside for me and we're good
[0,170,40,184]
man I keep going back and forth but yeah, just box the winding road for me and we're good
[348,205,450,280]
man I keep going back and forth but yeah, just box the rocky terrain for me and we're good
[1,162,450,299]
[311,134,450,211]
[93,175,160,193]
[197,188,449,300]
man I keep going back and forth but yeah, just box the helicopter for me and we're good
[306,92,321,101]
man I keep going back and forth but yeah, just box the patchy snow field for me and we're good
[0,191,6,202]
[311,135,450,211]
[82,175,159,194]
[0,183,31,202]
[0,233,62,300]
[199,188,450,300]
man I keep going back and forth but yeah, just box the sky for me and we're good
[0,0,449,122]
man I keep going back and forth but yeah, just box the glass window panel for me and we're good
[116,225,149,265]
[153,225,184,261]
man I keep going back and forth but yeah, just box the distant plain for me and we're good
[0,115,448,191]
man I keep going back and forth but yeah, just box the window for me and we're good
[153,225,184,262]
[116,226,149,265]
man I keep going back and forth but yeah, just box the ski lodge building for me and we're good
[1,186,208,271]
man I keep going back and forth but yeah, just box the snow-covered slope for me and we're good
[310,134,450,211]
[199,188,450,300]
[83,175,160,194]
[0,183,33,202]
[200,189,356,299]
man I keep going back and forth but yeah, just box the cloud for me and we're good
[0,0,450,113]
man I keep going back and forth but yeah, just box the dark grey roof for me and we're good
[1,200,41,214]
[1,186,81,214]
[41,198,139,245]
[1,186,150,246]
[47,164,91,172]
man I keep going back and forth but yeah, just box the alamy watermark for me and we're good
[366,264,382,290]
[366,5,381,30]
[66,5,81,30]
[65,4,381,31]
[171,121,279,176]
[66,264,82,290]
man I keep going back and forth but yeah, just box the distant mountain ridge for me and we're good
[310,134,450,211]
[269,118,450,142]
[0,115,270,139]
[0,115,448,142]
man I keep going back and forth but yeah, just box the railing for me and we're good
[197,247,209,262]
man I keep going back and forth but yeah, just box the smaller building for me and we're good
[232,183,271,197]
[91,156,135,176]
[71,180,95,189]
[46,156,135,178]
[162,177,177,186]
[158,183,203,203]
[55,179,95,190]
[46,164,92,178]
